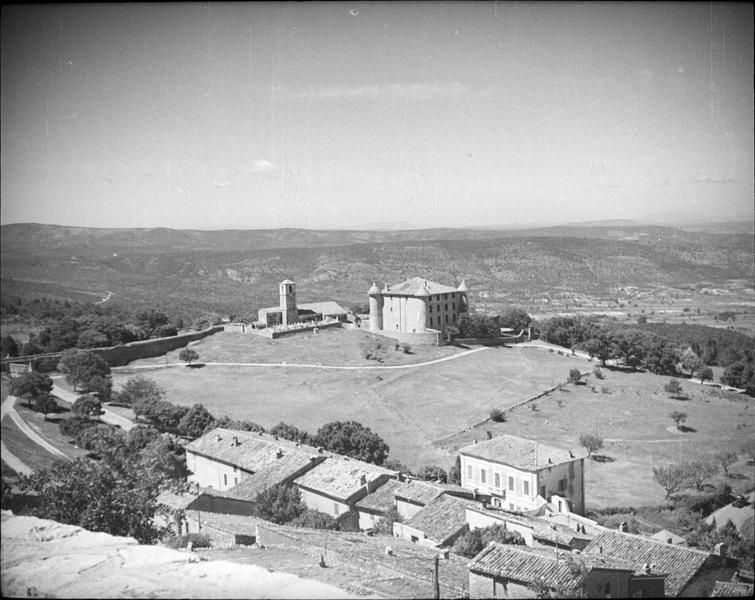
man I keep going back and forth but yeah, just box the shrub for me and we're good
[569,368,581,384]
[453,524,525,558]
[593,367,604,379]
[288,508,339,530]
[415,465,448,483]
[489,408,506,422]
[163,532,211,549]
[59,416,98,439]
[664,379,684,399]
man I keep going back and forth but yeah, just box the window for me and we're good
[523,481,530,496]
[428,305,432,313]
[445,303,448,310]
[234,477,239,485]
[445,314,449,323]
[452,302,456,310]
[334,503,339,515]
[508,476,515,491]
[467,465,473,481]
[509,503,515,511]
[223,474,227,486]
[480,469,486,484]
[494,473,500,488]
[559,478,567,491]
[233,465,237,472]
[540,486,546,498]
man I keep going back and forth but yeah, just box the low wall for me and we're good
[367,329,444,346]
[264,320,343,339]
[453,337,506,346]
[89,326,222,367]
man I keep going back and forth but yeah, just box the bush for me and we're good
[569,368,582,384]
[489,408,506,422]
[163,532,211,549]
[453,524,525,558]
[593,367,604,379]
[59,416,98,439]
[288,508,339,530]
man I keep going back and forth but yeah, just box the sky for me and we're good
[1,2,753,230]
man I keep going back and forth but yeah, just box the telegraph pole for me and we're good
[432,555,440,599]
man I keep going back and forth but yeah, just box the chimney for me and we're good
[473,439,477,444]
[360,474,367,486]
[619,521,627,532]
[598,545,602,554]
[440,549,449,560]
[276,448,283,458]
[486,430,492,440]
[233,436,239,447]
[643,563,651,574]
[215,435,222,442]
[548,458,553,464]
[317,447,324,454]
[667,538,673,544]
[569,450,574,458]
[714,542,727,558]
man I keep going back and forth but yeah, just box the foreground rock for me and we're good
[1,511,353,598]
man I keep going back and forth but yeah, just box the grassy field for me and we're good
[111,330,587,469]
[14,401,89,462]
[1,415,66,473]
[436,357,755,509]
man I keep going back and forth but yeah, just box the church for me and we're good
[257,280,348,327]
[368,277,468,343]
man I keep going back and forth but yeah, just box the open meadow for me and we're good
[436,352,755,509]
[111,328,587,469]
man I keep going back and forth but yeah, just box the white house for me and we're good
[458,434,585,515]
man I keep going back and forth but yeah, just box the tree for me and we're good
[314,421,390,465]
[568,368,581,384]
[87,374,112,402]
[177,403,216,439]
[214,415,265,433]
[72,395,105,420]
[114,376,165,407]
[8,371,54,408]
[33,394,58,421]
[664,378,684,399]
[653,464,688,500]
[415,465,448,483]
[269,421,313,445]
[680,348,704,378]
[178,347,199,364]
[583,333,616,366]
[58,349,111,393]
[669,411,688,430]
[698,366,714,384]
[448,456,461,485]
[489,408,506,422]
[683,461,717,491]
[59,416,98,439]
[76,424,127,459]
[714,452,738,479]
[457,313,500,339]
[579,433,604,459]
[375,506,402,535]
[288,508,339,530]
[453,524,525,558]
[0,335,19,357]
[253,483,304,525]
[721,360,755,396]
[20,458,164,543]
[126,424,163,454]
[499,307,531,332]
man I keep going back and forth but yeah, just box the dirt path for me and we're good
[51,383,135,431]
[1,394,70,462]
[115,346,489,372]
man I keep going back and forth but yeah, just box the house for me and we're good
[468,542,667,599]
[368,277,469,343]
[257,280,348,327]
[582,528,738,597]
[293,457,397,529]
[464,504,593,551]
[458,434,586,515]
[393,479,447,520]
[184,428,326,498]
[393,493,471,548]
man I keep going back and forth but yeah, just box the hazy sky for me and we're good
[1,2,753,230]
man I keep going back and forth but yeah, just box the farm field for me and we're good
[111,330,587,469]
[436,357,755,509]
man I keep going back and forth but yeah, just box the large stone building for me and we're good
[368,277,468,343]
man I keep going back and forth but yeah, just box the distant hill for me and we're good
[1,223,752,319]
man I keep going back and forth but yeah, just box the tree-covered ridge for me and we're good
[1,297,184,356]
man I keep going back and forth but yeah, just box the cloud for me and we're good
[252,159,277,175]
[275,82,468,102]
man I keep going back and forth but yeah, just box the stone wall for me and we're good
[90,326,223,366]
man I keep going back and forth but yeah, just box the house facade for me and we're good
[459,434,585,515]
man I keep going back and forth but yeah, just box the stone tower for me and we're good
[368,282,383,332]
[457,279,469,313]
[279,279,298,325]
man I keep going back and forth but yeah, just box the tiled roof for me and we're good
[394,480,445,505]
[355,479,405,513]
[384,277,459,296]
[405,494,470,544]
[458,434,582,471]
[294,457,396,502]
[583,529,711,596]
[469,543,592,591]
[212,455,325,501]
[156,489,199,511]
[297,301,348,315]
[184,428,323,473]
[710,581,754,597]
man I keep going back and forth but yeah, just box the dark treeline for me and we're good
[537,316,754,394]
[1,297,189,356]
